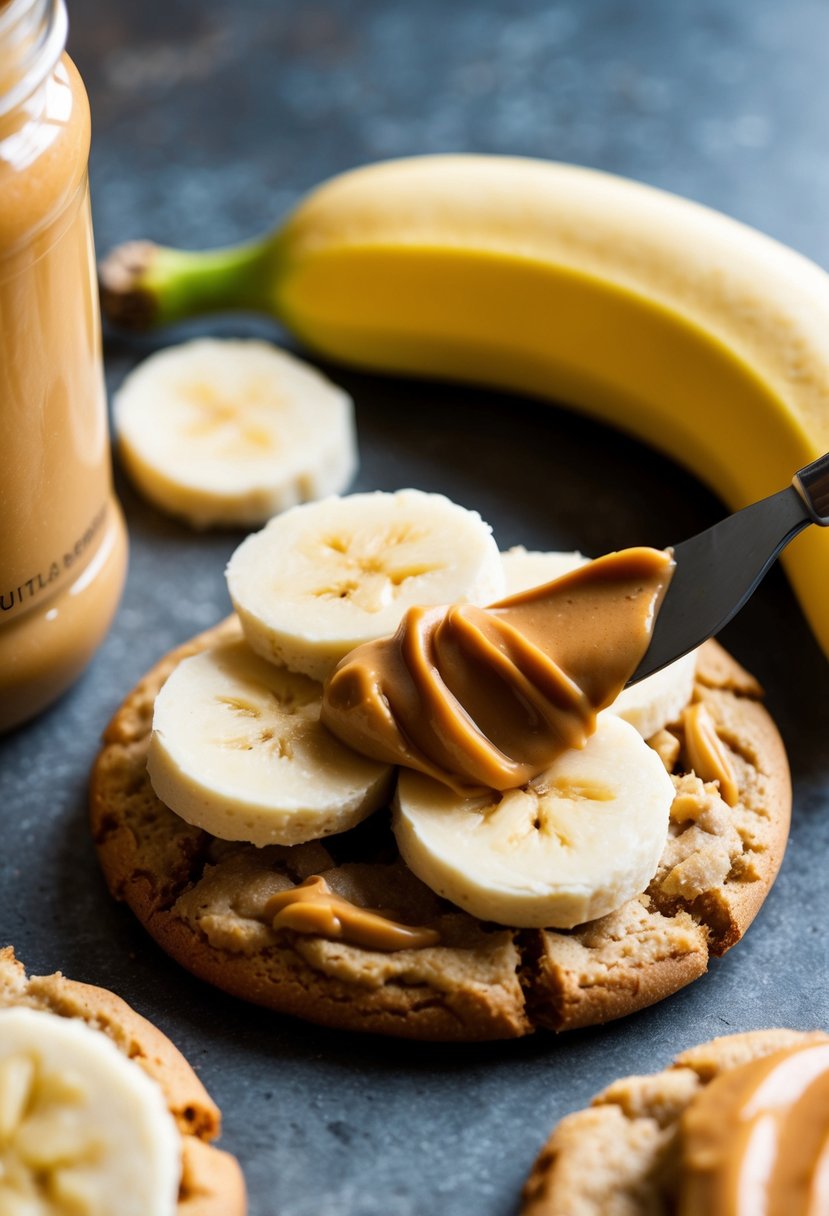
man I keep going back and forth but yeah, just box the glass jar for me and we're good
[0,0,127,731]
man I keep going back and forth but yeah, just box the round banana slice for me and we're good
[500,545,697,737]
[500,545,587,595]
[393,714,674,929]
[147,637,394,846]
[227,489,505,680]
[113,338,357,528]
[0,1006,180,1216]
[608,649,698,738]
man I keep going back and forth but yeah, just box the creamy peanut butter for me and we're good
[266,875,440,951]
[321,547,673,791]
[679,1041,829,1216]
[0,2,127,731]
[682,701,739,806]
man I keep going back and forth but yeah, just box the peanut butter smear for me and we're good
[679,1041,829,1216]
[266,876,440,951]
[682,701,739,806]
[321,547,674,792]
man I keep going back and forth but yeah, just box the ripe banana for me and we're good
[0,1006,180,1216]
[226,489,505,680]
[113,338,357,527]
[147,637,394,846]
[101,155,829,663]
[393,713,675,928]
[500,546,698,738]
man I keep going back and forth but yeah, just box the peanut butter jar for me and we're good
[0,0,127,731]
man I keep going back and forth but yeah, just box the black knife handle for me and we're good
[793,451,829,525]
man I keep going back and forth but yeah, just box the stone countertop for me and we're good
[2,2,828,1214]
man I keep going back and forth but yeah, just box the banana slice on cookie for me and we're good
[500,545,697,738]
[0,1007,180,1216]
[113,338,357,528]
[147,637,394,846]
[500,545,588,594]
[393,714,674,928]
[608,651,698,738]
[227,489,505,680]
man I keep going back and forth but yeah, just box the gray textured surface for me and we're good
[2,2,829,1213]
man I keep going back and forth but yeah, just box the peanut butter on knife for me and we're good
[321,547,674,792]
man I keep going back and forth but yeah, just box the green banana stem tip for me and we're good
[98,240,161,330]
[98,236,277,331]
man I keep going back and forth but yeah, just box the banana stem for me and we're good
[99,235,278,330]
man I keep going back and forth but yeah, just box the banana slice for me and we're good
[500,545,588,594]
[227,489,505,680]
[500,546,697,737]
[113,338,357,528]
[607,650,698,738]
[147,637,394,846]
[0,1006,180,1216]
[393,714,674,928]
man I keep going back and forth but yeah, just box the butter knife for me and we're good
[628,452,829,685]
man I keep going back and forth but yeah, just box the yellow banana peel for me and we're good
[100,155,829,661]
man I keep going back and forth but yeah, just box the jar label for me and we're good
[0,503,108,618]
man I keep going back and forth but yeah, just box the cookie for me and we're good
[90,618,791,1041]
[521,1027,829,1214]
[0,947,246,1215]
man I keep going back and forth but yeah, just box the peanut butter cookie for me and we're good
[89,618,790,1041]
[0,947,246,1215]
[521,1028,829,1215]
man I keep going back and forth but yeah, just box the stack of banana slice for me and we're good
[147,491,697,931]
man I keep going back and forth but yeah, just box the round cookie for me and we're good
[521,1027,829,1215]
[0,947,246,1215]
[89,617,791,1041]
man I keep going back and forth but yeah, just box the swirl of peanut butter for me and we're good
[682,700,739,806]
[679,1040,829,1215]
[321,547,674,792]
[266,876,440,951]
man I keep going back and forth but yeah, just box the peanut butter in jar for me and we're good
[0,0,127,731]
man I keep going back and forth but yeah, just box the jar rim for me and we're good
[0,0,67,117]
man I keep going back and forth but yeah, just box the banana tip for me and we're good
[98,240,159,330]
